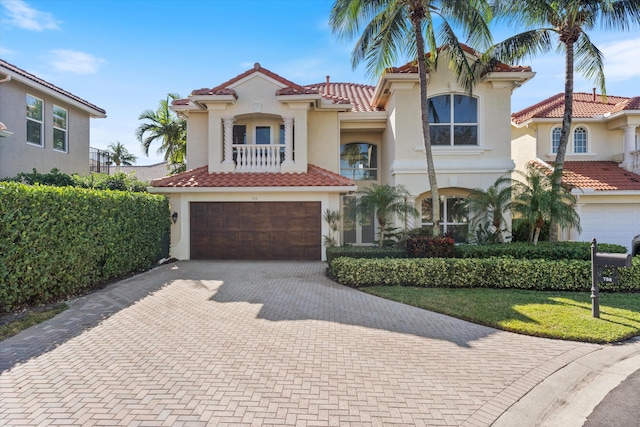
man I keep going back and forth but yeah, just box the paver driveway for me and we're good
[0,261,599,426]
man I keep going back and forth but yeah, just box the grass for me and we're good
[361,287,640,343]
[0,304,67,341]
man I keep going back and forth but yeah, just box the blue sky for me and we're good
[2,0,639,165]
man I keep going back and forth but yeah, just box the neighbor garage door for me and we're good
[190,202,321,260]
[579,203,640,251]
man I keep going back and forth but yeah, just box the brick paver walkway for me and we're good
[0,261,599,426]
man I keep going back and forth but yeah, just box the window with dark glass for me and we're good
[340,143,378,180]
[53,105,67,152]
[421,195,469,242]
[342,195,375,245]
[232,125,246,145]
[26,94,43,146]
[428,94,477,146]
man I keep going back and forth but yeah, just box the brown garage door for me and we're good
[190,202,321,260]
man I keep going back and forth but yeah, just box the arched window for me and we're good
[340,143,378,180]
[428,94,478,146]
[573,126,587,153]
[551,127,562,153]
[421,195,469,242]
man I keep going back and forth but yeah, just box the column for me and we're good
[283,116,294,165]
[222,116,234,164]
[621,125,637,171]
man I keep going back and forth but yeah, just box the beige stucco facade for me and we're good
[159,57,534,259]
[0,61,105,179]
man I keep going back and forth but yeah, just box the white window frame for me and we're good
[550,125,590,154]
[573,126,588,153]
[53,105,68,153]
[428,93,479,146]
[551,126,562,154]
[26,94,44,147]
[339,142,379,181]
[341,195,376,246]
[421,195,469,243]
[253,123,273,145]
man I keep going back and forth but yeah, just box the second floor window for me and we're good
[428,94,478,146]
[551,126,588,154]
[26,94,43,146]
[340,143,377,181]
[53,105,68,152]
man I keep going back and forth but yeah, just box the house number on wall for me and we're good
[251,196,258,201]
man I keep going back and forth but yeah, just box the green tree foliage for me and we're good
[136,93,186,175]
[352,184,419,247]
[486,0,640,239]
[330,0,493,235]
[465,175,513,243]
[511,164,581,245]
[107,141,137,166]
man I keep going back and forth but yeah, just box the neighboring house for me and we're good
[512,92,640,250]
[0,59,106,179]
[151,48,534,261]
[110,162,169,183]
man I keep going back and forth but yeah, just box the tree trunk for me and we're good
[549,40,576,242]
[412,11,440,236]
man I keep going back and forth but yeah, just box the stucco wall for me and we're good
[0,79,91,178]
[308,109,340,172]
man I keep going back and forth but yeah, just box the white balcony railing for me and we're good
[234,144,284,172]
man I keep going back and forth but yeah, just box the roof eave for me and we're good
[2,67,106,118]
[483,71,536,88]
[371,72,420,108]
[149,185,358,193]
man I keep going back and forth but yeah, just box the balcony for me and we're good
[631,150,640,174]
[233,144,285,172]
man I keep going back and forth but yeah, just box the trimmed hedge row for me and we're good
[454,241,628,261]
[0,182,170,312]
[325,246,407,263]
[328,256,640,292]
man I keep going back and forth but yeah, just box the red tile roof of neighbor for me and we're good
[512,92,640,124]
[0,59,106,115]
[150,164,355,188]
[535,161,640,191]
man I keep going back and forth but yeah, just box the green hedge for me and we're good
[454,242,628,260]
[325,246,407,263]
[328,256,640,292]
[0,182,170,312]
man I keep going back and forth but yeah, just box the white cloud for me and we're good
[0,45,16,58]
[0,0,61,31]
[600,38,640,81]
[49,49,105,75]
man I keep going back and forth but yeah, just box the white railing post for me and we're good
[222,116,234,164]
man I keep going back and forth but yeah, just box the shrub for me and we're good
[325,246,407,264]
[328,256,640,291]
[454,241,627,261]
[0,182,170,313]
[2,169,149,192]
[406,235,455,258]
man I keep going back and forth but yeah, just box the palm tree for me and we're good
[354,184,419,247]
[330,0,493,235]
[511,163,581,245]
[106,141,137,166]
[465,175,513,243]
[136,93,186,173]
[486,0,640,239]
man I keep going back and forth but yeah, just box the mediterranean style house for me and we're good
[151,48,534,260]
[0,59,106,179]
[512,92,640,250]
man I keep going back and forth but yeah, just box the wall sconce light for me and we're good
[171,212,178,224]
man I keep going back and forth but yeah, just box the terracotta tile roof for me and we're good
[191,63,314,97]
[304,81,379,112]
[0,59,106,115]
[512,92,636,124]
[151,164,355,188]
[387,44,532,74]
[534,160,640,191]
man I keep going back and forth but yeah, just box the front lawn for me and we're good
[361,287,640,343]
